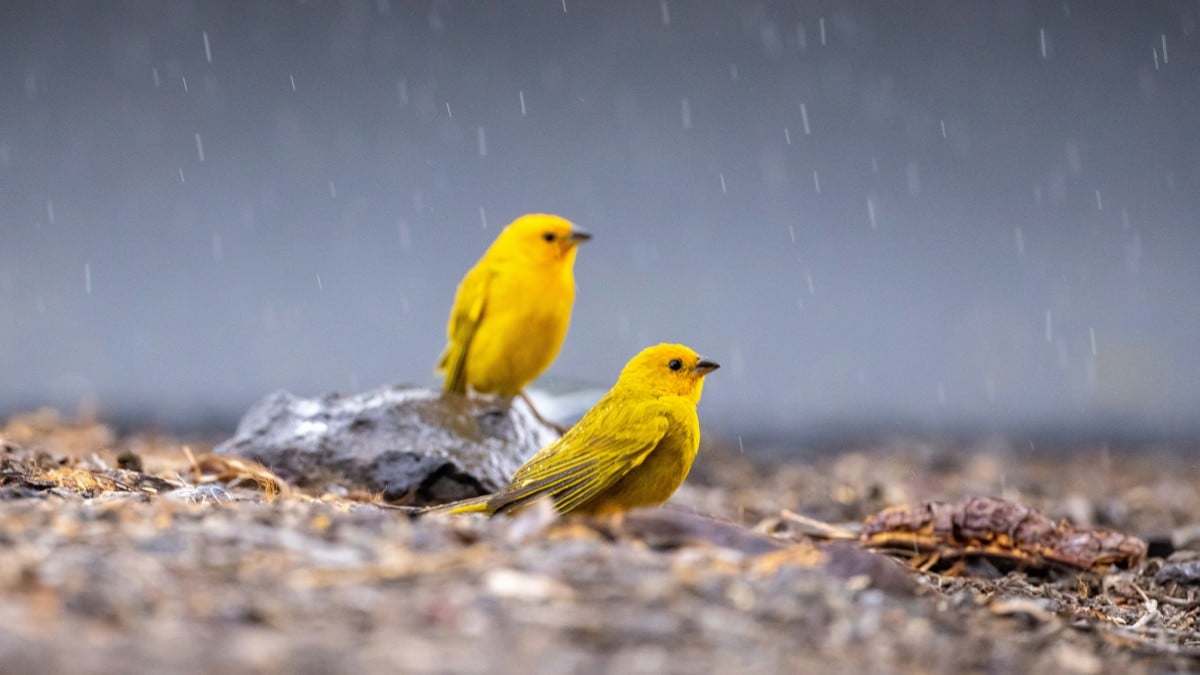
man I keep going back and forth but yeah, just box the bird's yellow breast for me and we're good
[465,262,575,396]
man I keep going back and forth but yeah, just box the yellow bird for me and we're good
[427,343,719,516]
[437,214,590,402]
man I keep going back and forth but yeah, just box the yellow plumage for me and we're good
[427,344,720,516]
[437,213,590,397]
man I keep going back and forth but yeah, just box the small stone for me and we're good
[483,568,572,601]
[1155,560,1200,585]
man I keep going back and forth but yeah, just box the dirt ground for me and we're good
[1,409,1199,674]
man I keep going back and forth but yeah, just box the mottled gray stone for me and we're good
[214,386,558,504]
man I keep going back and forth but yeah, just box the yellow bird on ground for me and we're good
[437,214,590,408]
[426,343,720,516]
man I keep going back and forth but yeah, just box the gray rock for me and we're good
[213,386,558,504]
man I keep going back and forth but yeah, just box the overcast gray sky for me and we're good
[1,1,1197,438]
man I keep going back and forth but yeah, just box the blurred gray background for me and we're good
[1,1,1197,440]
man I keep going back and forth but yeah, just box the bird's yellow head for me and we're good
[616,343,719,403]
[490,213,591,267]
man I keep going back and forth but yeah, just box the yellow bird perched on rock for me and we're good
[437,214,590,413]
[426,343,719,516]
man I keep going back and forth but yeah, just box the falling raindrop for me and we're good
[445,102,452,118]
[1065,143,1082,175]
[866,196,877,227]
[784,127,791,145]
[289,75,296,91]
[680,98,692,129]
[182,76,189,92]
[812,170,821,193]
[805,271,815,294]
[660,0,670,25]
[905,162,920,195]
[45,200,55,225]
[1089,327,1097,356]
[818,17,826,45]
[1161,34,1168,64]
[1153,47,1160,70]
[1094,189,1103,210]
[940,120,947,138]
[479,206,488,229]
[328,180,337,199]
[1039,28,1048,58]
[476,126,487,156]
[202,31,212,63]
[1044,309,1053,343]
[561,0,567,13]
[84,263,92,295]
[194,133,205,162]
[870,157,879,172]
[1125,231,1142,274]
[729,63,739,80]
[1014,226,1025,256]
[518,90,527,116]
[152,67,161,88]
[799,103,810,135]
[718,173,726,193]
[397,79,409,106]
[788,225,796,243]
[178,168,185,183]
[1120,208,1130,229]
[316,274,323,290]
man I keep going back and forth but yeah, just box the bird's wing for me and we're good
[438,264,493,394]
[489,400,670,514]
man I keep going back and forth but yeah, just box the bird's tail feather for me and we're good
[421,494,493,516]
[438,344,469,395]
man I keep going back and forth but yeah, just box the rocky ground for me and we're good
[1,409,1198,674]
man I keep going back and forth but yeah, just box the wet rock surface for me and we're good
[213,386,559,504]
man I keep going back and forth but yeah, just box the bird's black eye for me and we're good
[543,232,556,242]
[668,359,683,371]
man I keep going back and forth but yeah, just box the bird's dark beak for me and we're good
[694,359,720,375]
[568,229,592,243]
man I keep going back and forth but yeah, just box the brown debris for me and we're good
[861,496,1148,572]
[184,449,292,500]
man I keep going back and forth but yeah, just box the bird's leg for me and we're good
[517,391,569,435]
